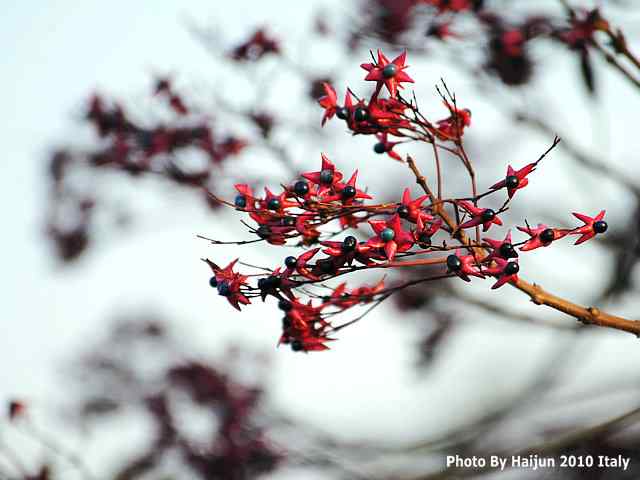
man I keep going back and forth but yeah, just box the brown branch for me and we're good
[513,278,640,336]
[407,141,640,338]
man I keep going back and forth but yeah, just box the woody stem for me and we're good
[406,152,640,338]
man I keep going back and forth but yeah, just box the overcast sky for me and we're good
[3,1,640,478]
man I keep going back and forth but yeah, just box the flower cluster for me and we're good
[353,2,627,94]
[202,50,611,352]
[45,81,249,262]
[229,28,280,61]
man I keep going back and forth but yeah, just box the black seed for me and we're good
[373,142,386,154]
[504,262,520,275]
[505,175,519,190]
[282,216,296,227]
[499,242,517,259]
[540,228,555,243]
[593,220,608,234]
[342,185,357,199]
[282,317,292,329]
[397,205,410,218]
[293,180,309,196]
[257,225,271,238]
[481,209,496,223]
[234,195,247,208]
[341,236,357,252]
[267,198,281,210]
[209,276,218,288]
[285,256,297,269]
[319,169,334,184]
[446,254,462,271]
[336,107,349,120]
[354,107,369,122]
[291,340,304,351]
[278,299,292,311]
[383,63,398,78]
[217,281,231,296]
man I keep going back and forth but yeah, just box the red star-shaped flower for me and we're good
[321,237,380,267]
[233,184,256,211]
[361,50,414,97]
[205,259,251,311]
[483,230,518,261]
[318,82,337,126]
[570,210,607,245]
[374,132,403,161]
[329,279,385,308]
[279,299,334,352]
[259,187,297,213]
[457,200,503,232]
[413,214,442,245]
[490,163,537,198]
[302,153,344,197]
[517,223,569,251]
[366,214,415,261]
[399,187,430,223]
[483,257,520,289]
[447,249,485,282]
[283,248,321,280]
[322,170,372,204]
[433,102,471,141]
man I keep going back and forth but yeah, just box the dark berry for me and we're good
[259,275,281,291]
[209,276,218,288]
[291,340,304,351]
[217,281,231,297]
[342,185,357,199]
[446,254,462,271]
[278,299,292,311]
[481,209,496,223]
[257,225,271,238]
[354,107,368,122]
[373,142,386,154]
[382,63,398,78]
[593,220,608,234]
[380,228,395,242]
[418,232,431,247]
[282,216,296,227]
[317,259,335,274]
[267,198,281,210]
[285,256,298,269]
[282,317,292,329]
[341,236,357,252]
[335,106,349,120]
[319,169,334,184]
[499,242,517,259]
[293,180,309,196]
[504,262,519,275]
[397,205,410,218]
[505,175,519,190]
[540,228,555,244]
[234,195,247,208]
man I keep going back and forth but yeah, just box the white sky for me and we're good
[2,1,640,478]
